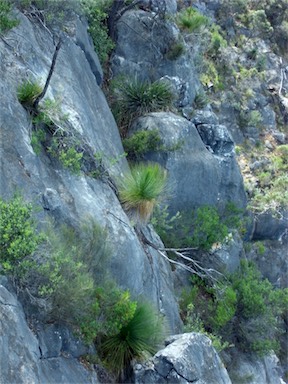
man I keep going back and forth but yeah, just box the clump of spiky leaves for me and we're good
[176,7,208,32]
[111,78,173,135]
[119,163,167,223]
[100,302,165,380]
[17,79,42,107]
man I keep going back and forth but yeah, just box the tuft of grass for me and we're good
[112,78,173,134]
[100,302,165,379]
[17,79,42,107]
[119,163,167,223]
[165,40,185,60]
[176,7,208,32]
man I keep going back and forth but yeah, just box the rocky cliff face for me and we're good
[0,1,287,383]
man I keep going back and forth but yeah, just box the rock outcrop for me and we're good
[0,282,98,384]
[130,112,247,214]
[133,333,232,384]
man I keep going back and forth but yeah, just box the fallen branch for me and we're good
[138,228,225,284]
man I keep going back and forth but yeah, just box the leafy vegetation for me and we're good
[165,40,185,60]
[80,0,115,65]
[119,163,167,223]
[176,7,208,32]
[180,261,288,356]
[153,205,237,251]
[17,79,43,107]
[0,0,19,33]
[100,302,165,379]
[123,130,162,160]
[0,195,41,275]
[110,77,173,135]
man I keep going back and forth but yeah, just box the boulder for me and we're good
[133,333,232,383]
[0,284,98,384]
[130,112,247,214]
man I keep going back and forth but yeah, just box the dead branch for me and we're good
[33,38,62,110]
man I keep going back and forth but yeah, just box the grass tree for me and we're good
[119,163,167,223]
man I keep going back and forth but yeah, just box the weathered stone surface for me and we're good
[130,112,247,214]
[133,333,232,384]
[111,10,199,107]
[252,211,288,241]
[0,284,98,384]
[223,350,284,384]
[196,124,235,156]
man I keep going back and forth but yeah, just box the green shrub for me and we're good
[231,260,288,355]
[17,79,42,107]
[31,128,47,155]
[180,261,288,356]
[79,285,137,344]
[183,303,231,352]
[0,195,41,274]
[29,221,111,322]
[119,163,167,223]
[80,0,114,65]
[176,7,208,32]
[184,206,229,250]
[100,302,165,379]
[0,0,19,34]
[123,130,162,160]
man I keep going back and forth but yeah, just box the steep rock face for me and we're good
[130,112,246,214]
[0,282,98,384]
[223,350,284,384]
[133,333,232,384]
[111,10,199,107]
[0,11,183,382]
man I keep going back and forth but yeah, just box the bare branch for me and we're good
[33,39,62,110]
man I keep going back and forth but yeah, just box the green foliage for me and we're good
[110,77,173,134]
[180,261,288,356]
[0,0,19,33]
[176,7,208,32]
[183,303,231,352]
[100,302,165,378]
[80,286,137,344]
[118,163,167,223]
[33,98,69,128]
[152,204,243,251]
[247,144,288,213]
[31,128,47,155]
[231,260,288,355]
[165,40,185,60]
[0,195,41,274]
[80,0,114,65]
[123,130,162,160]
[185,206,229,250]
[17,79,42,107]
[193,90,209,109]
[151,205,181,245]
[207,25,227,57]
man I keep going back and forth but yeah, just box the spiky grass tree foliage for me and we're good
[176,7,208,32]
[112,78,173,135]
[100,302,165,380]
[17,79,42,107]
[119,163,167,223]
